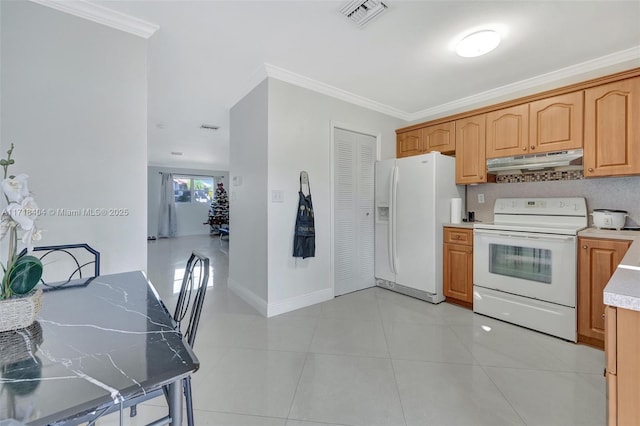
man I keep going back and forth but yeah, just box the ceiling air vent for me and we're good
[200,124,219,130]
[340,0,388,26]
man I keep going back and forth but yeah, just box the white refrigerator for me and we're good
[375,152,463,303]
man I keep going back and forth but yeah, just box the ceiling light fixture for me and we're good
[339,0,388,27]
[200,124,220,130]
[171,152,183,156]
[456,30,501,58]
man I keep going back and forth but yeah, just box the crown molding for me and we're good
[228,64,270,109]
[229,63,410,120]
[408,46,640,122]
[29,0,159,39]
[231,47,640,123]
[263,63,411,120]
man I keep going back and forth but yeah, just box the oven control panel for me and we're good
[494,198,587,216]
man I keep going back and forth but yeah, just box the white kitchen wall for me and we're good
[265,78,403,314]
[467,176,640,226]
[1,1,148,275]
[229,77,403,316]
[147,166,228,237]
[228,79,269,310]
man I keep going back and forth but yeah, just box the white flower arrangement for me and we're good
[0,144,43,299]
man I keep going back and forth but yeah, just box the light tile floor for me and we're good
[97,235,606,426]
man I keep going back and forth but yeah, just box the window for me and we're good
[173,176,214,204]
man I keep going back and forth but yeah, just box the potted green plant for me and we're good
[0,144,44,332]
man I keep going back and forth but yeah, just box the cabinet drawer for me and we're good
[444,227,473,245]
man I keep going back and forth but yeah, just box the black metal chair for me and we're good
[129,250,210,426]
[19,244,100,287]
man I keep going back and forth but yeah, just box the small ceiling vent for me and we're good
[200,124,220,130]
[339,0,388,26]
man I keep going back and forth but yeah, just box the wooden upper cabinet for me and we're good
[529,91,584,152]
[397,121,455,158]
[455,114,487,184]
[423,122,455,154]
[584,76,640,177]
[486,104,529,158]
[397,129,422,158]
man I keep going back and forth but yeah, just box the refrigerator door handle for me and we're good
[391,165,399,274]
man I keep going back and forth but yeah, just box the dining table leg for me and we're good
[167,379,183,425]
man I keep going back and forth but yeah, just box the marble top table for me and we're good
[0,271,199,425]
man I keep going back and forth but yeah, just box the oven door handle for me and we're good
[473,229,575,242]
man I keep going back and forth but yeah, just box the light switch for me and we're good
[272,190,284,203]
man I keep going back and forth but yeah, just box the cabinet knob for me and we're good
[588,168,594,172]
[522,146,527,151]
[530,145,536,150]
[479,175,484,179]
[582,245,588,249]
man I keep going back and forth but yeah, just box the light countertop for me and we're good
[579,228,640,311]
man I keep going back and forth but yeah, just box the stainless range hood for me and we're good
[487,149,583,173]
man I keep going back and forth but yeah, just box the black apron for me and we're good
[293,174,315,258]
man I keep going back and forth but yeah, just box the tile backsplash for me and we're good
[466,175,640,227]
[495,170,583,183]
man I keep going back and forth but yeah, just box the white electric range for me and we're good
[473,197,587,341]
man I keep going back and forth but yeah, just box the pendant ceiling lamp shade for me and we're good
[456,30,501,57]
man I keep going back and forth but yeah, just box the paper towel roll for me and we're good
[450,198,462,224]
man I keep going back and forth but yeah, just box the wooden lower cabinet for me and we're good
[443,227,473,308]
[605,305,640,425]
[578,237,631,348]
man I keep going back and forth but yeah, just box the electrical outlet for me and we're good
[478,193,485,204]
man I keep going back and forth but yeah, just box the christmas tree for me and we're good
[205,182,229,234]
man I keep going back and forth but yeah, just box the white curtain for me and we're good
[158,173,177,238]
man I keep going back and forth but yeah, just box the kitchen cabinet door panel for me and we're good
[529,91,583,152]
[578,237,631,347]
[615,307,640,425]
[455,114,487,184]
[397,129,422,158]
[486,104,529,158]
[585,77,640,177]
[443,227,473,308]
[423,122,455,154]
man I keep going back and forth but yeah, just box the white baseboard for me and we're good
[227,278,334,318]
[227,277,268,317]
[267,287,334,317]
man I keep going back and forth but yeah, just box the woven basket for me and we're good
[0,320,43,364]
[0,289,43,333]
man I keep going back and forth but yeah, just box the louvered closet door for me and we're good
[334,128,376,296]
